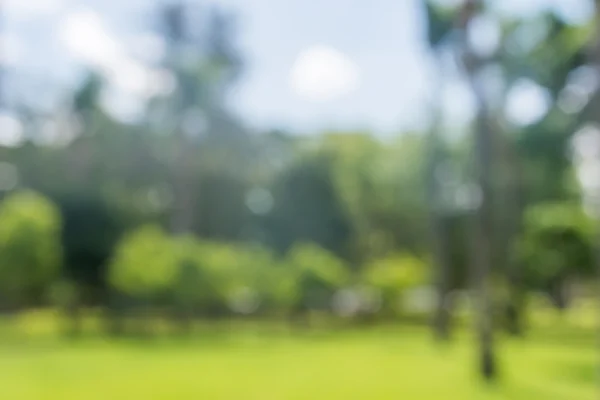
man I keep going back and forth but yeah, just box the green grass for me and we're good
[0,313,596,399]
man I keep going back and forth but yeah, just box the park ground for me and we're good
[0,307,596,400]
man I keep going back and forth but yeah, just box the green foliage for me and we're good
[223,245,292,314]
[517,202,594,288]
[170,237,215,310]
[499,13,590,98]
[516,109,574,204]
[0,191,62,305]
[365,253,427,292]
[266,152,352,258]
[286,243,349,311]
[109,231,308,316]
[58,192,126,300]
[372,135,429,253]
[189,241,248,313]
[2,0,597,329]
[424,1,457,49]
[317,133,429,262]
[364,253,428,313]
[108,226,180,299]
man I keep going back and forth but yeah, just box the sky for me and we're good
[0,0,596,142]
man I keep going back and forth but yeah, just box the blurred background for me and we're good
[0,0,599,398]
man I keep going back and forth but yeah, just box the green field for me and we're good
[0,311,596,400]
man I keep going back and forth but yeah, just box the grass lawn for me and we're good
[0,313,596,399]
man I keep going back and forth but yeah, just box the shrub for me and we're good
[286,243,350,312]
[363,253,428,315]
[0,191,62,306]
[108,225,179,300]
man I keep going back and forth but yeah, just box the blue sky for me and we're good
[0,0,595,142]
[220,0,432,134]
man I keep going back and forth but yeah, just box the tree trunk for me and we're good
[458,0,498,381]
[427,55,453,341]
[471,93,498,381]
[163,3,196,236]
[505,286,526,336]
[549,277,570,311]
[501,136,526,336]
[433,217,451,341]
[432,212,452,341]
[469,101,497,380]
[170,130,195,234]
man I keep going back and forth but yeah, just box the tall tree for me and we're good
[497,3,595,333]
[158,2,250,236]
[456,0,497,379]
[423,0,454,340]
[161,1,194,234]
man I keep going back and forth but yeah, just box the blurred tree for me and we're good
[170,237,226,328]
[423,0,456,341]
[157,2,252,235]
[192,171,248,240]
[286,243,349,318]
[265,152,352,259]
[456,0,497,380]
[0,191,62,309]
[47,279,81,337]
[109,225,179,300]
[363,253,428,317]
[496,4,595,334]
[222,244,285,316]
[2,0,599,354]
[321,133,381,266]
[517,202,594,309]
[322,133,430,263]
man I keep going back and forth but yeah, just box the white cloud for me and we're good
[0,34,24,66]
[7,0,65,19]
[59,9,171,121]
[60,10,122,68]
[290,45,360,102]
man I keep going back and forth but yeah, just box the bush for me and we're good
[174,240,235,315]
[363,253,428,315]
[110,231,289,317]
[286,243,350,313]
[108,225,180,301]
[184,242,296,316]
[517,202,594,289]
[108,231,358,319]
[0,191,62,307]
